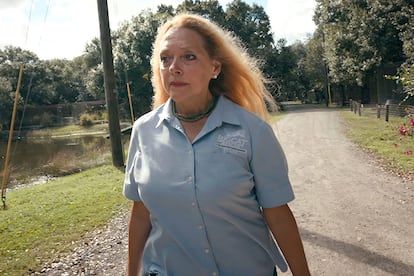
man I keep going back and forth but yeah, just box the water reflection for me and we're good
[0,135,129,189]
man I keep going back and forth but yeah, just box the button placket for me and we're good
[188,143,219,274]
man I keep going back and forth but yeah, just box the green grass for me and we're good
[0,165,130,275]
[339,110,414,176]
[27,122,132,138]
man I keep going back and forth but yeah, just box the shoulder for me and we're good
[131,105,166,134]
[221,96,271,132]
[136,107,161,124]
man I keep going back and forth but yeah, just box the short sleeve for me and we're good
[250,121,295,208]
[123,123,141,202]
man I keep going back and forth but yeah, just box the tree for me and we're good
[177,0,226,25]
[75,38,106,101]
[314,0,406,86]
[112,10,162,117]
[83,38,102,68]
[225,0,274,60]
[289,42,309,101]
[391,1,414,102]
[263,39,304,102]
[0,76,14,129]
[304,29,327,103]
[0,46,38,127]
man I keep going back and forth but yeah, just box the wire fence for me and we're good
[349,100,414,122]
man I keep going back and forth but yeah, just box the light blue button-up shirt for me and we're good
[124,96,295,276]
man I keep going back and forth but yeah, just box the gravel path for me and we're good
[276,106,413,276]
[34,210,129,276]
[35,105,414,275]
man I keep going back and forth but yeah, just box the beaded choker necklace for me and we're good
[172,96,218,122]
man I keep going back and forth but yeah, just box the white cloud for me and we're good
[34,0,99,60]
[0,0,316,60]
[267,0,316,44]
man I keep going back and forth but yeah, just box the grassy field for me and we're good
[339,109,413,177]
[26,122,132,138]
[0,165,129,275]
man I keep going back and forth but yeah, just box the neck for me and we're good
[173,95,218,122]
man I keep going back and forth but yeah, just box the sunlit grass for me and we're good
[339,110,413,175]
[0,165,129,275]
[27,122,132,137]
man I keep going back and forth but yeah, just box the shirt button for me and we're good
[198,225,203,230]
[204,248,210,254]
[212,273,217,276]
[191,202,196,207]
[188,176,193,181]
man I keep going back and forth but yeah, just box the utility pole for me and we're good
[97,0,124,168]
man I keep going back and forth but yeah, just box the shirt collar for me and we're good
[208,95,241,127]
[155,98,173,128]
[155,95,242,128]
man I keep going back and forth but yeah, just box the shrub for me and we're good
[79,113,94,127]
[101,111,108,121]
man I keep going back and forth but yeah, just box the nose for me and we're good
[169,57,182,75]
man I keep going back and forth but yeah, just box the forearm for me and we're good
[128,201,151,276]
[263,205,310,276]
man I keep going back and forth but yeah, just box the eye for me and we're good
[160,55,170,63]
[160,55,172,68]
[184,54,196,61]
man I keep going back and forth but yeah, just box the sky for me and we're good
[0,0,317,60]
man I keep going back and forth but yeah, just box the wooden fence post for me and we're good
[385,104,390,122]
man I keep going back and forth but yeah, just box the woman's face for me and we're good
[158,27,221,104]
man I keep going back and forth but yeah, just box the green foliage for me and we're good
[84,63,105,100]
[314,0,407,85]
[304,29,326,101]
[0,46,38,64]
[0,165,128,275]
[389,2,414,101]
[101,111,109,121]
[0,76,14,127]
[176,0,226,26]
[225,0,274,59]
[112,9,160,117]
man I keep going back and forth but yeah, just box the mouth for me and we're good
[170,81,187,87]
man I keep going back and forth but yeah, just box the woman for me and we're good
[123,13,310,276]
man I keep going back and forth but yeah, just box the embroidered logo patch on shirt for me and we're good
[216,130,248,154]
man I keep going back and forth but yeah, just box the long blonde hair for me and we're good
[150,13,276,121]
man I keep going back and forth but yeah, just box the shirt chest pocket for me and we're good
[212,137,251,177]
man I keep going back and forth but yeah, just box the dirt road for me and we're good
[276,105,414,276]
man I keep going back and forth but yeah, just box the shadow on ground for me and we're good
[300,228,414,276]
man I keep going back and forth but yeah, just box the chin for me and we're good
[168,92,188,102]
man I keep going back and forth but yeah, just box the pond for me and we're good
[0,135,130,189]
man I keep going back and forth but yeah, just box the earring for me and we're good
[212,75,217,79]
